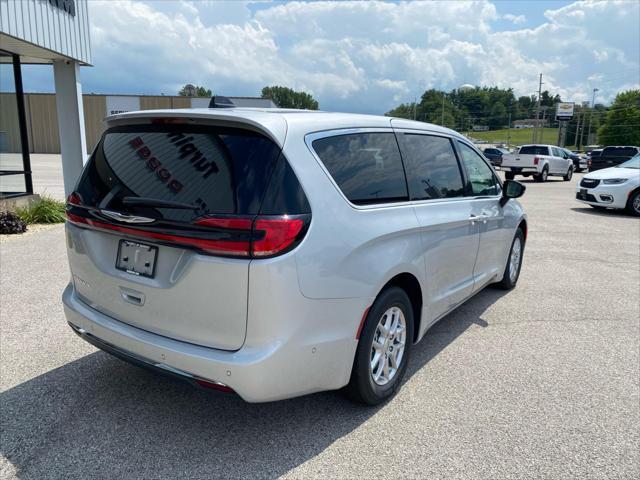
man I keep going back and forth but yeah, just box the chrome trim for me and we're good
[100,210,155,224]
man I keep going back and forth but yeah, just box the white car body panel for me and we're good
[576,165,640,210]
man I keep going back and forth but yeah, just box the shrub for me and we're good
[0,211,28,234]
[16,196,66,224]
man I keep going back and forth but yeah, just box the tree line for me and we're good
[177,83,639,146]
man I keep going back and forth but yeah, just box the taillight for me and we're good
[66,210,310,259]
[66,192,83,206]
[252,217,305,257]
[194,214,308,258]
[533,156,539,165]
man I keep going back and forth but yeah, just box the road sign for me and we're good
[556,102,575,121]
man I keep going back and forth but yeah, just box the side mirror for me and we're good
[501,180,525,205]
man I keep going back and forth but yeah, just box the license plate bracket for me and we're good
[116,240,158,278]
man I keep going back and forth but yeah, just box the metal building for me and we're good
[1,0,91,200]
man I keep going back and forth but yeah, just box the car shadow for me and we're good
[0,287,507,480]
[570,206,634,218]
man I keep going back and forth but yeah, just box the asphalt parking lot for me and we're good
[1,172,638,480]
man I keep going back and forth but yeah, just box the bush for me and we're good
[16,196,66,224]
[0,211,28,234]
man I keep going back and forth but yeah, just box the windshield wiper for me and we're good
[122,197,199,210]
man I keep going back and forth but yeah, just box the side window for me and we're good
[457,142,500,196]
[312,132,408,205]
[398,134,465,200]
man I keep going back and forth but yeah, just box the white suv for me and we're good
[63,108,528,404]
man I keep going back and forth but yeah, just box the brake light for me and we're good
[66,211,309,258]
[66,192,83,206]
[253,217,305,257]
[533,156,539,165]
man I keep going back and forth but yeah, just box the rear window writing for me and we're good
[76,125,281,222]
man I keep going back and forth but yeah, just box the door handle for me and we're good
[469,214,488,224]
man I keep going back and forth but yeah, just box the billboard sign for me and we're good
[556,102,575,121]
[106,96,140,116]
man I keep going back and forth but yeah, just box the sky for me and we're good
[5,0,640,114]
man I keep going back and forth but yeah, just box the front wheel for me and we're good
[563,167,573,181]
[495,228,525,290]
[346,287,414,405]
[626,190,640,217]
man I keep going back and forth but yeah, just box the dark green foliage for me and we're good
[598,90,640,146]
[261,86,319,110]
[178,85,213,97]
[16,196,66,224]
[0,211,27,234]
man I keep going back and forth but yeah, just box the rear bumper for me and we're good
[63,283,361,402]
[502,166,538,173]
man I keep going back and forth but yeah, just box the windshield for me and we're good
[616,154,640,169]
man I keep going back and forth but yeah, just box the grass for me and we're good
[16,196,66,224]
[471,127,558,146]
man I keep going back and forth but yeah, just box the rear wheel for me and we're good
[535,167,548,182]
[563,166,574,181]
[505,171,515,180]
[626,190,640,217]
[346,287,414,405]
[495,228,525,290]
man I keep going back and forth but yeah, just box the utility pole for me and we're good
[586,87,599,148]
[413,97,417,121]
[507,111,512,149]
[574,109,581,149]
[532,73,543,143]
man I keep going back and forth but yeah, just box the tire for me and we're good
[535,167,548,182]
[626,190,640,217]
[346,287,414,405]
[495,228,525,290]
[505,171,515,180]
[563,167,573,181]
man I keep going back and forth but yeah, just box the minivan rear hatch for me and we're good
[66,123,285,350]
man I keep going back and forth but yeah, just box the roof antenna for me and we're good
[209,96,235,108]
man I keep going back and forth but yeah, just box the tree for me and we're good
[178,84,212,97]
[261,86,319,109]
[598,90,640,146]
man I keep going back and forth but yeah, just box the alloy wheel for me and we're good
[509,237,522,283]
[370,307,406,386]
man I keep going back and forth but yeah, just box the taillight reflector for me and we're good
[194,379,234,393]
[533,156,539,165]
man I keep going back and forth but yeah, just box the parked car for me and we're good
[590,146,640,171]
[564,148,588,172]
[482,147,510,167]
[587,148,603,170]
[576,154,640,216]
[63,108,527,404]
[501,144,574,182]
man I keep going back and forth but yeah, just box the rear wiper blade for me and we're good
[122,196,199,210]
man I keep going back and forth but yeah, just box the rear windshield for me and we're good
[519,146,549,156]
[75,125,282,222]
[602,147,639,158]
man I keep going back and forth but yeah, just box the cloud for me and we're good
[502,13,526,25]
[73,0,640,114]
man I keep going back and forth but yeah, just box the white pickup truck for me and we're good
[501,144,574,182]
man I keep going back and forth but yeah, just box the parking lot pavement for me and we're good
[1,173,638,480]
[0,154,65,201]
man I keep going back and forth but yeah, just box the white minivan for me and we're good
[63,108,528,404]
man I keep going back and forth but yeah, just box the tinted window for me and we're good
[519,146,550,156]
[602,147,639,158]
[399,134,464,200]
[76,124,282,222]
[312,133,408,205]
[457,142,499,196]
